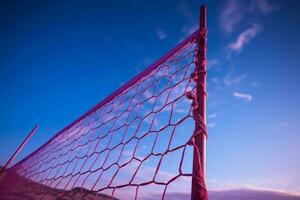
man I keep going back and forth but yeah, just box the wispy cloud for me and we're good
[208,122,216,128]
[224,72,247,86]
[220,0,278,35]
[176,2,194,22]
[228,23,262,52]
[177,24,198,43]
[157,30,167,40]
[181,24,198,36]
[274,121,291,132]
[176,2,198,40]
[220,0,245,34]
[233,92,252,102]
[208,113,218,119]
[158,187,300,200]
[250,81,260,87]
[207,58,220,70]
[250,0,281,15]
[211,78,220,84]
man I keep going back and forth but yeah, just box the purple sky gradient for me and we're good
[0,0,299,198]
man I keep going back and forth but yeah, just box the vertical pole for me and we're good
[0,125,39,174]
[191,5,208,200]
[199,4,207,182]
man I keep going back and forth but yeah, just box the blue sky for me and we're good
[0,0,299,196]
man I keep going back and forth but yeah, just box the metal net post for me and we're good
[190,5,208,200]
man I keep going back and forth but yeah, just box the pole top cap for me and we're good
[200,5,207,29]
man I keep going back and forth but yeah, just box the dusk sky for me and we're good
[0,0,300,198]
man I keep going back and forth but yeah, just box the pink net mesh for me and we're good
[0,32,201,200]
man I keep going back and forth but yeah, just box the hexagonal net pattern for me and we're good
[0,31,201,200]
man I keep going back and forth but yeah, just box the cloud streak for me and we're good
[208,188,300,200]
[233,92,252,102]
[274,121,291,132]
[176,2,194,22]
[250,0,280,15]
[143,188,300,200]
[176,2,198,40]
[224,72,246,86]
[181,25,198,37]
[207,58,220,70]
[208,113,218,119]
[207,122,216,128]
[228,24,262,52]
[220,0,244,34]
[220,0,279,35]
[157,30,167,40]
